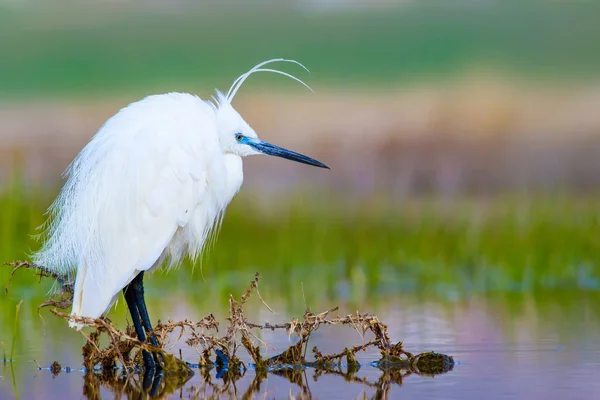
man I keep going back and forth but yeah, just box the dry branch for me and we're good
[4,260,454,389]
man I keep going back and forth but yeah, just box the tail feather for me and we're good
[69,261,124,330]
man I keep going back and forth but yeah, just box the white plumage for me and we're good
[33,59,328,328]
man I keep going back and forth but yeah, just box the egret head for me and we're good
[213,59,329,169]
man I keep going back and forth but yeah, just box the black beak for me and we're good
[248,139,330,169]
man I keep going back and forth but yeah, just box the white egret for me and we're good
[34,59,329,371]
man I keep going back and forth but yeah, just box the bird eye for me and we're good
[235,133,243,142]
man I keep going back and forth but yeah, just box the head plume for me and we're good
[223,58,313,104]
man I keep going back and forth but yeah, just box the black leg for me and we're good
[131,272,163,369]
[123,275,155,372]
[132,272,160,348]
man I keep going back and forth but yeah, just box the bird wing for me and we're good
[65,94,220,320]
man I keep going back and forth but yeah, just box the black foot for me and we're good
[142,349,156,372]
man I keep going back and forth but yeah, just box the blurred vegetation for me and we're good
[1,0,600,99]
[3,180,600,308]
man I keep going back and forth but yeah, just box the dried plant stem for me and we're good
[3,261,454,381]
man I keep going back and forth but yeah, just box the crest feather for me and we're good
[224,58,313,103]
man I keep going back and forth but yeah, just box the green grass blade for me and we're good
[10,300,22,361]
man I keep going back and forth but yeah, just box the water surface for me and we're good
[2,289,599,399]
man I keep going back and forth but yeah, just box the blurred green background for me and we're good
[1,0,600,98]
[2,0,600,358]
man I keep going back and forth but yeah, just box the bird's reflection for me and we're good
[82,367,189,400]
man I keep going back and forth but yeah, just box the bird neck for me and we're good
[222,153,244,205]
